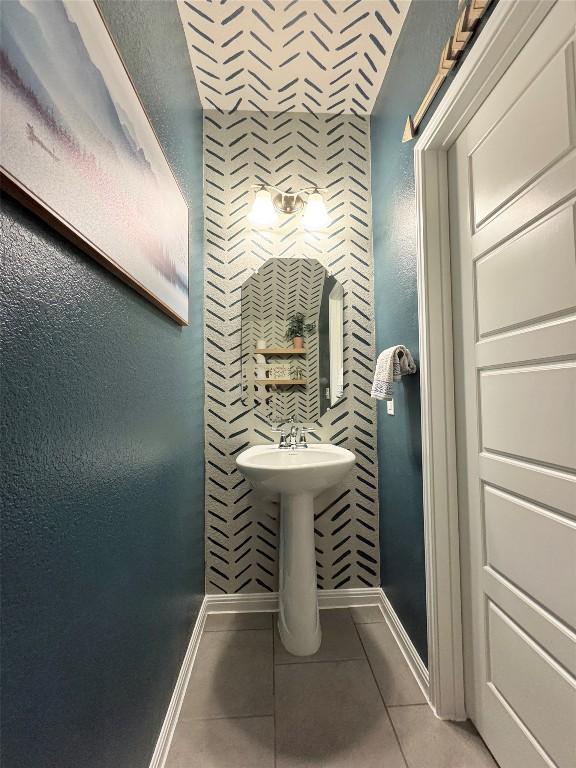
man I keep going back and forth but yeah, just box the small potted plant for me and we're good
[285,312,316,350]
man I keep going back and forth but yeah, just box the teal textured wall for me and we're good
[0,2,204,767]
[371,0,461,664]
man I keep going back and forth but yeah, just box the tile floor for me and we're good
[166,607,498,768]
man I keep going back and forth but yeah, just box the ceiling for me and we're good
[177,0,411,115]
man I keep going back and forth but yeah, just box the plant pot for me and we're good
[292,336,304,350]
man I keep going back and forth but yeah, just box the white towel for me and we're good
[371,345,416,400]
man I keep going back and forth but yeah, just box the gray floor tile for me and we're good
[389,705,498,768]
[165,716,274,768]
[357,621,426,706]
[179,629,273,720]
[274,608,365,664]
[349,604,385,624]
[275,659,407,768]
[204,612,273,632]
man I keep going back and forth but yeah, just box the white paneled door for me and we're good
[448,2,576,767]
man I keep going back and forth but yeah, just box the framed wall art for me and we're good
[0,0,189,324]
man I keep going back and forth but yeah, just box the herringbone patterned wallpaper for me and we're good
[178,0,411,115]
[203,110,378,594]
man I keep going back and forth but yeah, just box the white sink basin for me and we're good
[236,443,356,657]
[236,443,355,496]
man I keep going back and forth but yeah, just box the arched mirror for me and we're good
[241,258,344,421]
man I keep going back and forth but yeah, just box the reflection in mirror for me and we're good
[241,258,344,422]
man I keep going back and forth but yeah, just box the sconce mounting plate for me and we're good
[273,192,304,215]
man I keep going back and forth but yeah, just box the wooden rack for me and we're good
[255,379,307,385]
[254,348,306,356]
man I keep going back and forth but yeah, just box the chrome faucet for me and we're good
[272,416,293,449]
[272,417,310,449]
[288,422,299,449]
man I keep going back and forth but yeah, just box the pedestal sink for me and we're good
[236,444,355,656]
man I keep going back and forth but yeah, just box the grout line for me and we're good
[181,713,275,723]
[272,614,278,768]
[274,654,365,667]
[386,703,429,709]
[204,625,273,633]
[353,620,412,768]
[202,627,273,635]
[274,609,368,665]
[179,623,275,725]
[352,621,387,626]
[383,704,413,768]
[352,618,387,626]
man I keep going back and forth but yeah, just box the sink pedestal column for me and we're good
[278,493,322,656]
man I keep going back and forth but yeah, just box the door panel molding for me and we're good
[469,42,574,229]
[487,601,576,768]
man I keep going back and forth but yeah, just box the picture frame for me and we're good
[0,0,189,324]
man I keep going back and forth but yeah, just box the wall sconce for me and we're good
[249,185,331,232]
[301,190,331,231]
[248,188,278,229]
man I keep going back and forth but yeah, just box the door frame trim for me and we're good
[414,0,555,720]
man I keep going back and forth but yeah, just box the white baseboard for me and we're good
[204,590,279,613]
[376,588,430,703]
[319,586,382,609]
[150,586,430,767]
[204,586,382,613]
[148,597,208,768]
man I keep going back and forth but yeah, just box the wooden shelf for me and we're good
[254,348,306,355]
[255,379,307,385]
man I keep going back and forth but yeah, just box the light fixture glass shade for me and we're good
[301,191,331,231]
[248,189,278,228]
